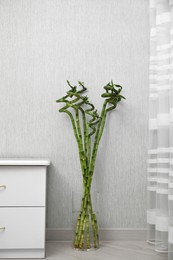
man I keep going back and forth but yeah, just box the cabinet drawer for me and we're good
[0,207,45,249]
[0,166,46,206]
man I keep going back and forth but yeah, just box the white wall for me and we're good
[0,0,149,228]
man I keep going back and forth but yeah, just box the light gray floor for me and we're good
[45,241,168,260]
[0,241,167,260]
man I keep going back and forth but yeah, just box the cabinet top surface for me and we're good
[0,159,50,166]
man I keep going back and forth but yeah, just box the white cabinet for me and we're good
[0,159,50,259]
[0,208,45,249]
[0,166,46,206]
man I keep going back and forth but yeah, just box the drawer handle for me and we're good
[0,227,5,231]
[0,185,6,189]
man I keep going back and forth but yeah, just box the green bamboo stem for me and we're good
[70,98,90,175]
[74,190,98,249]
[87,136,91,166]
[75,108,86,173]
[86,210,90,249]
[85,104,99,168]
[88,193,98,248]
[89,101,107,175]
[78,106,89,175]
[57,80,125,250]
[61,109,86,176]
[60,103,87,176]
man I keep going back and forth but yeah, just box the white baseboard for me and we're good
[46,228,147,241]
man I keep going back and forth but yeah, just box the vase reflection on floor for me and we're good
[72,190,99,250]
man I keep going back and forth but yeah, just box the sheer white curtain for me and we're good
[148,0,173,259]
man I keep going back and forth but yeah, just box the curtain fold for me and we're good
[148,0,173,259]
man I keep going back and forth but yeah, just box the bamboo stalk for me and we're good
[57,80,125,250]
[89,101,107,175]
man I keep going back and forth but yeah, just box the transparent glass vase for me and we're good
[72,190,99,251]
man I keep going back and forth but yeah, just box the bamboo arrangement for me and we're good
[56,80,125,250]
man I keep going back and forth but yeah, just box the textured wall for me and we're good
[0,0,149,228]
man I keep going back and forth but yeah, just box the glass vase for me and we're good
[72,190,99,250]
